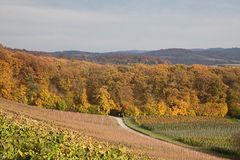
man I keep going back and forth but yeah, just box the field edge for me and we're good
[123,116,235,160]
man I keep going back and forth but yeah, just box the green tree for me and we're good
[56,98,67,110]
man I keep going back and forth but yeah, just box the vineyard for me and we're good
[127,116,240,159]
[0,99,228,160]
[0,109,145,160]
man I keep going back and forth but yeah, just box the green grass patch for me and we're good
[124,116,240,159]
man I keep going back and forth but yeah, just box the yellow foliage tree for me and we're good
[35,88,56,109]
[219,103,228,117]
[141,98,167,116]
[96,86,116,115]
[13,85,28,104]
[141,97,158,115]
[77,88,90,112]
[167,98,189,116]
[124,103,141,117]
[157,101,167,115]
[0,61,13,99]
[196,103,228,117]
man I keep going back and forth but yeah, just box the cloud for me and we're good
[0,0,240,51]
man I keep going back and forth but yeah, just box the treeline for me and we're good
[37,51,166,65]
[0,46,240,118]
[87,54,165,65]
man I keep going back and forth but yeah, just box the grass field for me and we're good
[124,116,240,159]
[0,110,146,160]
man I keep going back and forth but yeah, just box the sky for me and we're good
[0,0,240,52]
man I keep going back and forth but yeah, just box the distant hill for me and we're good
[39,50,166,65]
[2,42,240,65]
[41,48,240,65]
[144,48,240,65]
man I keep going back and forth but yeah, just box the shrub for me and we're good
[124,105,141,117]
[167,98,189,116]
[56,99,67,110]
[195,103,228,117]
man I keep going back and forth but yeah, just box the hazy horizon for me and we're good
[0,0,240,52]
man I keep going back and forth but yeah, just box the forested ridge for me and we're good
[0,45,240,118]
[41,48,240,65]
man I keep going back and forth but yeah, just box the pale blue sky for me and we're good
[0,0,240,52]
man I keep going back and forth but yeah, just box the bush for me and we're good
[167,98,190,116]
[124,105,141,117]
[195,103,228,117]
[56,99,67,110]
[228,104,240,118]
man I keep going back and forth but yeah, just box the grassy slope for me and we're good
[123,117,189,146]
[123,116,240,160]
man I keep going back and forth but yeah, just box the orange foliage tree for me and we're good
[1,46,240,118]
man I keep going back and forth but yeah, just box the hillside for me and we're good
[36,48,240,65]
[145,48,240,65]
[0,98,227,160]
[0,107,140,159]
[0,45,240,118]
[38,50,166,65]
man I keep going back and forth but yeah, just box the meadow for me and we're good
[125,116,240,159]
[0,109,146,160]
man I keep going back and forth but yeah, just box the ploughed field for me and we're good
[126,116,240,159]
[0,98,229,160]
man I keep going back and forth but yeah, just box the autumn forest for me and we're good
[1,45,240,118]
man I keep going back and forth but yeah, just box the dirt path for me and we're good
[0,98,229,160]
[112,117,153,138]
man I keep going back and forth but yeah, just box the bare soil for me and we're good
[0,98,229,160]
